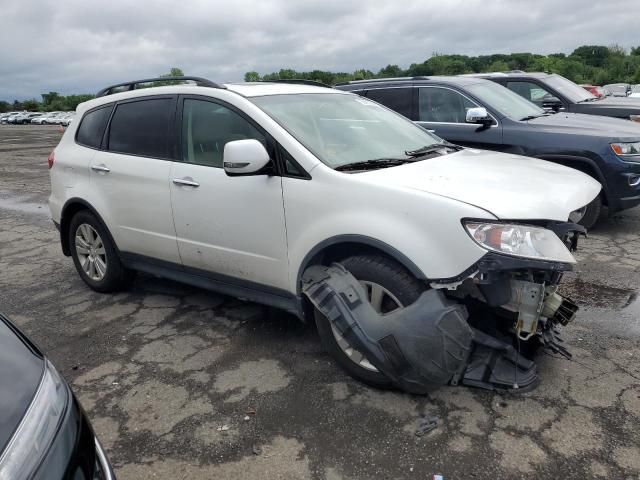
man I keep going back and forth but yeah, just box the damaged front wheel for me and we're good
[314,254,425,389]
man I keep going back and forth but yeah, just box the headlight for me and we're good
[630,115,640,122]
[611,142,640,157]
[464,222,575,263]
[0,360,69,479]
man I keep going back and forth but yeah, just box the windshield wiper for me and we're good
[520,114,543,121]
[405,142,463,157]
[335,158,413,172]
[579,97,600,103]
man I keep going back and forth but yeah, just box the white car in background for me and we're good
[48,77,599,391]
[60,113,76,126]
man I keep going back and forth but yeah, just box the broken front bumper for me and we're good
[304,257,578,394]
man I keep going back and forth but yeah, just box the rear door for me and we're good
[415,86,503,148]
[169,96,289,290]
[89,96,180,263]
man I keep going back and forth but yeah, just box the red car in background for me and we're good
[580,84,607,97]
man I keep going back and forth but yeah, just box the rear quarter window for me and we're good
[76,105,113,149]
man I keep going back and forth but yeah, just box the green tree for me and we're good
[41,92,61,107]
[378,64,403,77]
[571,45,610,67]
[244,71,261,82]
[488,60,509,72]
[22,99,39,111]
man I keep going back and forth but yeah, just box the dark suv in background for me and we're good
[468,72,640,121]
[336,76,640,227]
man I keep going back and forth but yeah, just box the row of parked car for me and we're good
[587,83,640,98]
[0,111,76,126]
[335,71,640,229]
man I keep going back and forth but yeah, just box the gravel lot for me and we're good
[1,125,640,479]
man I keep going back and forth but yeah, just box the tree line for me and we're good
[4,47,640,113]
[245,44,640,86]
[0,68,186,113]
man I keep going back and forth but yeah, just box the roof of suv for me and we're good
[335,76,491,89]
[79,79,344,113]
[461,72,553,79]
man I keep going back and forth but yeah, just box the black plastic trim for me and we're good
[430,251,573,285]
[96,76,225,97]
[120,252,299,315]
[296,234,427,296]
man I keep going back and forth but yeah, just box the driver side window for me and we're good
[506,81,552,107]
[418,87,477,123]
[181,99,266,168]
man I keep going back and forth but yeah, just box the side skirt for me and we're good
[120,252,302,317]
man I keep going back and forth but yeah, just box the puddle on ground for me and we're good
[0,196,49,216]
[560,279,640,336]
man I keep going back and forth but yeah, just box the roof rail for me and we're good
[96,76,226,97]
[262,79,333,88]
[334,76,429,86]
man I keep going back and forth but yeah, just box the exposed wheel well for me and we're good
[297,239,427,321]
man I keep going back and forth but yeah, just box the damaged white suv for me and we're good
[49,77,600,392]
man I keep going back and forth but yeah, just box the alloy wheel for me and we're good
[75,224,107,281]
[330,281,403,372]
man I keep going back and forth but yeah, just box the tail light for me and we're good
[47,151,55,169]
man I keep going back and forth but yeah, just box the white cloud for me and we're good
[0,0,638,99]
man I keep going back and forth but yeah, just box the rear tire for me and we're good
[69,210,135,292]
[314,254,426,389]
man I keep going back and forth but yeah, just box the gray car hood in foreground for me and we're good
[361,148,601,221]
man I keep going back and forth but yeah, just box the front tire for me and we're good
[69,210,134,292]
[314,254,426,389]
[571,194,602,229]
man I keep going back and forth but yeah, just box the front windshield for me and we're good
[545,74,595,103]
[251,93,442,168]
[466,81,546,120]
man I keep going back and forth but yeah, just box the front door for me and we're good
[169,97,289,291]
[415,86,503,149]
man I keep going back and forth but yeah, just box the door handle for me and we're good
[91,164,110,173]
[172,177,200,187]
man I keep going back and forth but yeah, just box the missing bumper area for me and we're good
[303,263,577,394]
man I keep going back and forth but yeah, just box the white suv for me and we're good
[49,77,599,390]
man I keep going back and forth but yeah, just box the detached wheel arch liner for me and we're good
[295,235,428,296]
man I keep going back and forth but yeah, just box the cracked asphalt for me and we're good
[1,125,640,479]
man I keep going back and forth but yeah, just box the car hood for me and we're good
[575,96,640,115]
[528,112,640,140]
[359,148,601,221]
[0,314,44,454]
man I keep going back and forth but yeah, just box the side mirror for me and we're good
[223,139,271,176]
[465,107,492,125]
[542,96,564,112]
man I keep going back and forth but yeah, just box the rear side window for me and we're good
[76,105,112,148]
[365,88,413,118]
[418,87,477,123]
[108,98,173,159]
